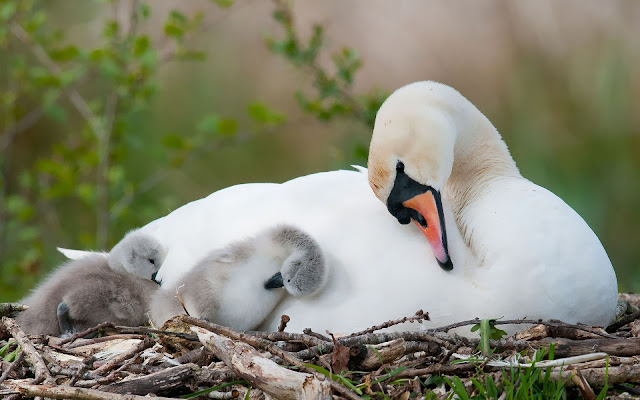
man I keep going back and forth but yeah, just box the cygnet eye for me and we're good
[148,258,155,265]
[287,279,291,282]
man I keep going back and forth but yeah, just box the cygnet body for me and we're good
[150,225,327,331]
[15,230,165,336]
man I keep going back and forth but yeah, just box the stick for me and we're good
[432,318,615,339]
[606,310,640,333]
[102,363,195,394]
[192,326,331,400]
[93,338,153,375]
[0,303,28,317]
[183,316,363,400]
[58,322,115,346]
[278,315,290,332]
[4,381,179,400]
[344,310,428,338]
[0,351,24,384]
[571,369,596,400]
[1,317,54,384]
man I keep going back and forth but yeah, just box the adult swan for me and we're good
[142,81,618,333]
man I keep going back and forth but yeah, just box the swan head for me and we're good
[368,81,459,271]
[108,230,166,283]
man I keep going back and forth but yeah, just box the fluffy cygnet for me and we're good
[15,230,166,336]
[150,225,327,331]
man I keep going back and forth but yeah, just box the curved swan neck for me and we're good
[444,102,520,238]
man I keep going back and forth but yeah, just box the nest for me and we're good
[1,294,640,400]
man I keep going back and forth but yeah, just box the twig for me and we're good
[431,318,616,339]
[606,310,640,333]
[68,355,96,387]
[115,325,198,341]
[58,322,115,346]
[9,22,104,140]
[66,334,148,349]
[0,303,28,317]
[4,381,179,400]
[0,351,24,385]
[303,328,331,342]
[247,330,326,347]
[183,316,363,400]
[394,363,478,379]
[344,310,428,338]
[93,337,153,375]
[571,368,596,400]
[192,327,330,400]
[278,315,290,332]
[438,341,464,364]
[1,317,54,384]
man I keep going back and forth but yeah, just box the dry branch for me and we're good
[3,381,179,400]
[344,310,428,338]
[102,363,195,394]
[0,303,28,317]
[1,317,54,384]
[192,326,331,400]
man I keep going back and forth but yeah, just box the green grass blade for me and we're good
[181,380,247,399]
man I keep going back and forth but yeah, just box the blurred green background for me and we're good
[1,0,638,302]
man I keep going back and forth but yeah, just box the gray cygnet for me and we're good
[15,230,165,336]
[150,225,327,331]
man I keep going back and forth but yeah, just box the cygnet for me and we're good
[150,225,327,331]
[15,230,166,336]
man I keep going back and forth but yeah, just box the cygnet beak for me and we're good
[151,272,161,285]
[264,272,284,289]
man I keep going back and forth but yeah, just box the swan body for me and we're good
[56,81,618,334]
[150,225,327,330]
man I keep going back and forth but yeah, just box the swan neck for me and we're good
[445,108,520,240]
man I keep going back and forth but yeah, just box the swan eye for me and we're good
[148,258,155,265]
[396,161,405,172]
[287,279,291,282]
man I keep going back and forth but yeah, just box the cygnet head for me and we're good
[263,226,327,297]
[108,229,166,283]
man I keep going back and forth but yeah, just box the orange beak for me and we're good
[403,191,452,270]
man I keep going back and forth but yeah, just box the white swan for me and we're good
[60,81,618,334]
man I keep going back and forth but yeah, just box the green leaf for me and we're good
[164,23,183,39]
[212,0,235,8]
[76,183,95,204]
[138,3,151,19]
[181,380,247,399]
[43,103,67,122]
[0,2,17,21]
[18,226,39,242]
[169,10,188,24]
[175,49,206,61]
[133,35,150,56]
[247,102,286,125]
[162,134,189,150]
[197,114,219,133]
[217,118,238,137]
[50,45,80,62]
[103,20,119,39]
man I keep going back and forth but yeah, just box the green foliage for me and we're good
[471,319,508,356]
[180,380,247,399]
[267,0,386,132]
[436,346,569,400]
[0,0,285,301]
